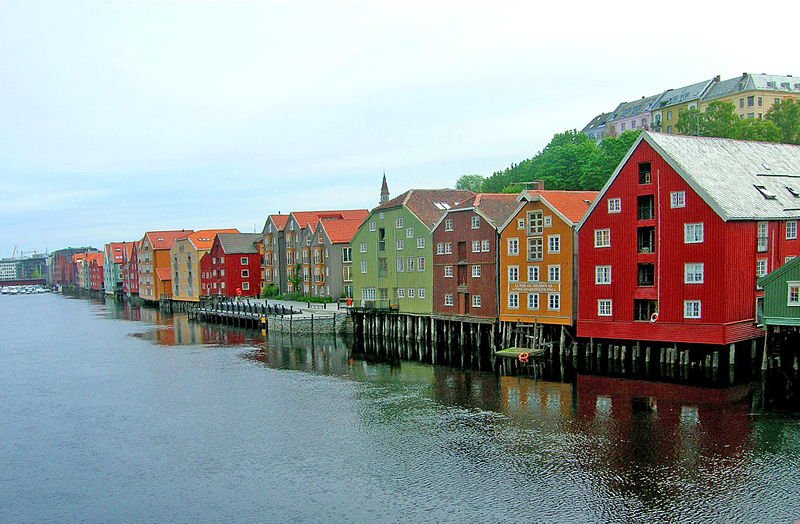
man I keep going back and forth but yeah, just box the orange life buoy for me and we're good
[650,312,658,323]
[518,352,530,363]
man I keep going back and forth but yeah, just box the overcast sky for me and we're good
[1,0,797,257]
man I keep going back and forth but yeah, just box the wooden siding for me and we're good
[432,209,498,319]
[500,201,575,325]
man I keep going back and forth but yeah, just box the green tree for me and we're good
[737,118,782,143]
[677,101,740,138]
[766,99,800,144]
[290,263,302,295]
[455,174,486,192]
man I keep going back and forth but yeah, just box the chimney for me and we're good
[530,180,545,190]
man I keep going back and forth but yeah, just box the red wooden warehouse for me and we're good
[577,132,800,353]
[201,233,263,298]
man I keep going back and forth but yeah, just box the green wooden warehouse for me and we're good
[758,256,800,370]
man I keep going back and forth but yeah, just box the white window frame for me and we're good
[548,265,561,282]
[445,219,453,232]
[444,242,452,255]
[548,293,560,311]
[396,258,404,272]
[240,256,248,265]
[444,293,453,306]
[598,299,612,317]
[407,288,415,298]
[548,234,561,254]
[396,217,404,228]
[508,238,519,256]
[788,282,800,306]
[397,288,405,299]
[595,265,611,284]
[242,282,250,291]
[671,191,686,209]
[684,300,702,319]
[417,237,425,249]
[471,216,480,229]
[472,294,481,308]
[417,257,425,272]
[594,229,611,248]
[241,269,249,278]
[517,218,525,230]
[396,239,404,251]
[508,265,519,282]
[527,293,539,310]
[684,223,704,244]
[684,263,704,284]
[508,292,519,309]
[756,259,768,277]
[369,221,376,231]
[528,265,540,282]
[360,242,367,253]
[436,242,444,255]
[361,260,367,274]
[481,240,490,252]
[472,240,481,253]
[607,198,621,213]
[418,288,425,299]
[406,227,414,239]
[472,265,481,278]
[444,265,453,278]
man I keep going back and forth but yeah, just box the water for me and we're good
[2,294,799,522]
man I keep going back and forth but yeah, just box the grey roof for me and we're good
[653,79,715,109]
[607,93,661,121]
[703,73,800,103]
[631,133,800,221]
[582,112,612,133]
[216,233,261,254]
[701,74,746,102]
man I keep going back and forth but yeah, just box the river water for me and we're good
[2,293,799,522]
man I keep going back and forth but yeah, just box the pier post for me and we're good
[645,346,651,364]
[558,326,565,362]
[729,343,736,367]
[712,351,719,368]
[762,331,769,371]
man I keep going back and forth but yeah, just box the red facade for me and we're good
[201,238,262,298]
[89,253,104,291]
[432,209,500,319]
[122,242,139,295]
[577,139,800,346]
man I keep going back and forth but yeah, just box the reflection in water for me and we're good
[73,296,800,521]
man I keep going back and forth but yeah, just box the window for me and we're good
[444,265,453,278]
[481,240,490,252]
[369,221,376,231]
[397,288,405,299]
[527,293,539,310]
[788,282,800,306]
[594,229,611,248]
[685,263,704,283]
[241,269,249,278]
[639,162,652,184]
[595,265,611,284]
[471,216,480,229]
[472,265,481,278]
[343,266,352,282]
[684,300,702,319]
[472,295,481,308]
[408,288,415,298]
[361,260,367,273]
[242,282,250,291]
[396,217,404,228]
[437,242,445,255]
[445,219,453,232]
[598,299,612,317]
[444,242,452,254]
[362,288,376,301]
[508,238,519,256]
[508,266,519,282]
[527,237,543,261]
[544,216,552,227]
[671,191,686,208]
[747,95,755,107]
[396,258,404,272]
[342,248,352,263]
[406,257,415,272]
[472,240,480,253]
[739,98,744,109]
[517,218,525,230]
[396,239,404,251]
[548,235,561,254]
[360,242,367,253]
[527,211,543,236]
[684,223,704,244]
[444,293,453,306]
[417,238,425,249]
[637,195,654,220]
[667,110,673,121]
[756,259,768,277]
[406,227,414,239]
[548,293,560,311]
[508,293,519,309]
[240,256,248,265]
[608,198,621,213]
[418,288,425,299]
[548,265,560,282]
[787,221,798,240]
[757,221,769,252]
[417,257,425,271]
[528,265,540,282]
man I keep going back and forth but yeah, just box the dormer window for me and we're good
[787,186,800,198]
[754,185,777,200]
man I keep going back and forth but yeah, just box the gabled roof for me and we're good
[759,254,800,287]
[499,190,599,231]
[144,230,193,250]
[106,242,127,263]
[578,131,800,229]
[262,214,289,235]
[156,267,171,281]
[582,112,612,133]
[216,233,262,254]
[185,229,240,251]
[88,252,104,267]
[290,210,369,230]
[318,218,366,244]
[607,93,662,122]
[375,188,475,229]
[435,193,519,232]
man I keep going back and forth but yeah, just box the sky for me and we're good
[1,0,798,257]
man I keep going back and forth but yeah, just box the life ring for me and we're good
[650,312,659,323]
[518,352,530,363]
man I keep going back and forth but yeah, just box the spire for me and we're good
[380,172,389,204]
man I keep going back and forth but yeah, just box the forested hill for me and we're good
[456,130,641,193]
